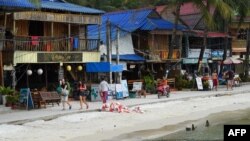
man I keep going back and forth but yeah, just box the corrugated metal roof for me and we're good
[103,8,153,32]
[88,8,186,42]
[189,30,230,38]
[141,18,185,30]
[41,0,104,14]
[0,0,35,9]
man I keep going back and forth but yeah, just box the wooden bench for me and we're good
[167,78,176,90]
[37,91,60,108]
[32,92,46,109]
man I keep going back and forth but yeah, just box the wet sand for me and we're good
[113,108,250,141]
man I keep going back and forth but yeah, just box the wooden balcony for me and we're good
[1,36,100,52]
[153,49,180,61]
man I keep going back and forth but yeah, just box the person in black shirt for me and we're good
[226,70,234,90]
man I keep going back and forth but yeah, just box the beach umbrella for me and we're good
[223,57,242,65]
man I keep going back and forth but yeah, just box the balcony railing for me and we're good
[1,36,100,52]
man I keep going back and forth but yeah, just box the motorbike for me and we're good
[157,82,170,99]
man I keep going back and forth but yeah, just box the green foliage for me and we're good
[239,73,250,82]
[0,86,15,96]
[202,80,209,89]
[175,75,183,90]
[143,74,156,93]
[6,95,19,104]
[175,75,195,90]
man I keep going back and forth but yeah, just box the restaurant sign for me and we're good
[14,11,101,24]
[37,53,82,63]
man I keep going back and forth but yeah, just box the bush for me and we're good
[175,75,195,90]
[143,74,156,93]
[239,73,250,82]
[202,80,209,89]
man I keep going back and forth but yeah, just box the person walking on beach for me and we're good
[225,70,234,90]
[212,70,219,91]
[78,81,89,110]
[99,77,110,104]
[61,79,72,110]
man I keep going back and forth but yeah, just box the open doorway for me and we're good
[29,21,44,36]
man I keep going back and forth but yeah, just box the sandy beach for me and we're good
[1,93,250,141]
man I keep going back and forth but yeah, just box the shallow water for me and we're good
[152,109,250,141]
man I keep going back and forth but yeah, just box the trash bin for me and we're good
[129,91,137,98]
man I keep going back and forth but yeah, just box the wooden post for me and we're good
[12,20,16,89]
[245,29,250,77]
[4,12,7,27]
[51,22,54,37]
[13,19,15,52]
[45,64,48,89]
[0,51,3,86]
[98,24,101,50]
[0,13,7,86]
[106,20,112,83]
[116,27,121,83]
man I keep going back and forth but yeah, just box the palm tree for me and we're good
[167,0,232,73]
[167,0,182,60]
[196,0,233,74]
[224,0,249,77]
[211,0,249,76]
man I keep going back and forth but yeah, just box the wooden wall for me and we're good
[148,34,169,51]
[16,20,29,36]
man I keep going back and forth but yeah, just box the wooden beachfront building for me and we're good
[0,0,104,90]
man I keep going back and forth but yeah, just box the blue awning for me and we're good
[112,54,145,61]
[86,62,123,72]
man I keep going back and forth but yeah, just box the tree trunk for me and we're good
[197,28,208,74]
[244,29,250,77]
[168,4,181,60]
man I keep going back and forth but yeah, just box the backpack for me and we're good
[56,85,62,94]
[66,82,71,93]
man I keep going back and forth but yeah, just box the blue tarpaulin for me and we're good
[88,8,186,43]
[0,0,35,9]
[86,62,123,72]
[73,37,79,49]
[111,54,145,61]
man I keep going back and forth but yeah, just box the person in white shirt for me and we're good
[99,41,107,61]
[99,77,110,104]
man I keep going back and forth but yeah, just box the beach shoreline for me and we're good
[1,93,250,141]
[70,94,250,141]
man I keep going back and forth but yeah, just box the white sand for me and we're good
[1,93,250,141]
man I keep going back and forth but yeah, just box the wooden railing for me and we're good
[1,36,100,52]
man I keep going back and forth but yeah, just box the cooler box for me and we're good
[116,92,123,100]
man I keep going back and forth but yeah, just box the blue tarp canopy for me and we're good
[86,62,123,72]
[41,0,104,14]
[0,0,35,9]
[88,8,186,44]
[111,54,145,61]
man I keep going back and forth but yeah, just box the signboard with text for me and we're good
[196,77,203,90]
